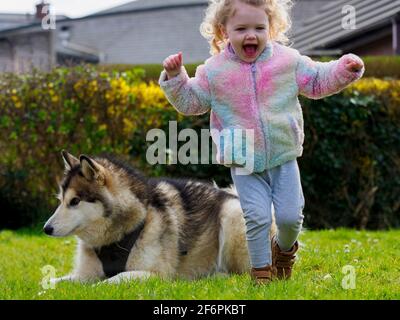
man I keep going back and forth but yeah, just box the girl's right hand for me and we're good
[163,52,183,79]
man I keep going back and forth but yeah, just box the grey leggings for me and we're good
[231,160,304,268]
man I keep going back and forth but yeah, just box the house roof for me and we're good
[292,0,400,53]
[0,22,47,37]
[289,1,332,37]
[0,12,68,35]
[0,13,38,31]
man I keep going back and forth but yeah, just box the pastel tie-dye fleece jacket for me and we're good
[159,41,364,173]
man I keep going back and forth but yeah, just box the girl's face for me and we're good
[220,1,269,63]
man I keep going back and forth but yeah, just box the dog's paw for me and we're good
[49,277,65,286]
[50,274,77,285]
[102,277,121,285]
[102,271,152,285]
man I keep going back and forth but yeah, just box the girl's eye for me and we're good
[69,197,80,207]
[236,28,245,31]
[257,27,266,30]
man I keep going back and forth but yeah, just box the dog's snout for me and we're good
[43,225,54,235]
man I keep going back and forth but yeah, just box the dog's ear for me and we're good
[61,150,79,172]
[79,155,105,185]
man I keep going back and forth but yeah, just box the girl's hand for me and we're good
[343,55,364,73]
[163,52,183,79]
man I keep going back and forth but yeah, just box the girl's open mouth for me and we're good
[243,44,258,58]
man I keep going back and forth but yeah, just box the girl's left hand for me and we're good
[343,55,364,73]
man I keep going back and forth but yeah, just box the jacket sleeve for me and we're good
[159,64,211,115]
[295,53,365,99]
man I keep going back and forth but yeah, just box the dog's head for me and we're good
[43,151,113,238]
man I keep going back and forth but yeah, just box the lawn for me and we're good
[0,228,399,300]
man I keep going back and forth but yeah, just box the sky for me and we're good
[0,0,137,18]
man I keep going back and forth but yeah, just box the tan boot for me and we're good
[250,265,277,285]
[271,236,299,279]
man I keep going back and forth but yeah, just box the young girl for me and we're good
[159,0,364,284]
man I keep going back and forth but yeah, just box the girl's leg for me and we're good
[270,160,304,251]
[230,167,273,268]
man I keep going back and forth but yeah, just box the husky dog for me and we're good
[44,151,274,284]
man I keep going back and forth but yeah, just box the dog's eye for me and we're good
[69,197,80,207]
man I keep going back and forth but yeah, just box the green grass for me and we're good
[0,228,399,300]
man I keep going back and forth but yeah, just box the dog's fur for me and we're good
[44,151,275,284]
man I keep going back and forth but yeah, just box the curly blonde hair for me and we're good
[200,0,293,55]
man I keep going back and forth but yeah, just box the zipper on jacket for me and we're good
[250,62,269,168]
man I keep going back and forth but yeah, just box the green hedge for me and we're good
[98,55,400,82]
[0,65,399,230]
[300,92,400,229]
[319,56,400,79]
[97,64,199,83]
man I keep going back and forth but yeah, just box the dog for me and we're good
[44,151,275,284]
